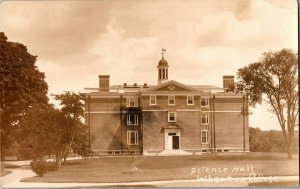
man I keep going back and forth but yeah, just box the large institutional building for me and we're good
[83,50,249,155]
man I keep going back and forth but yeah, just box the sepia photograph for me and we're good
[0,0,298,188]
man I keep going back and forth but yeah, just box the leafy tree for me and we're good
[0,32,48,159]
[52,92,90,164]
[249,127,298,153]
[18,105,65,161]
[237,49,298,158]
[72,126,94,159]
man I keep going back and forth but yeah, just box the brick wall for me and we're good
[87,93,249,153]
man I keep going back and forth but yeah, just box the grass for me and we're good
[21,152,298,183]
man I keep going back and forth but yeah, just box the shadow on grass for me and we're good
[63,161,87,166]
[4,164,21,169]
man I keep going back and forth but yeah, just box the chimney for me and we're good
[143,83,147,88]
[223,75,234,91]
[123,83,127,88]
[134,83,137,87]
[98,75,110,92]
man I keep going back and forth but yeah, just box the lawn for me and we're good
[21,152,298,183]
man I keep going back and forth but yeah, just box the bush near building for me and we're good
[249,127,298,153]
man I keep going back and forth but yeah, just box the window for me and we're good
[127,131,138,145]
[201,97,209,107]
[168,95,175,105]
[127,114,138,125]
[201,114,209,125]
[150,95,156,105]
[187,95,194,105]
[168,112,176,122]
[126,98,138,107]
[201,130,208,144]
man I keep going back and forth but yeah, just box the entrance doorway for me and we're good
[166,132,180,150]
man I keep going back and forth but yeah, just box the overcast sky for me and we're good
[0,0,297,130]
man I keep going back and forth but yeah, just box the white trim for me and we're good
[127,130,138,145]
[85,96,121,98]
[142,80,200,93]
[85,110,241,113]
[168,111,177,122]
[149,95,156,105]
[201,114,209,125]
[168,95,175,105]
[201,97,209,107]
[141,93,202,96]
[202,110,241,113]
[201,130,209,144]
[164,130,181,150]
[85,111,128,114]
[187,95,194,105]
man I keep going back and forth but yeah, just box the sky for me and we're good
[0,0,298,131]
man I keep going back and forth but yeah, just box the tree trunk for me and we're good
[63,155,67,165]
[287,128,294,159]
[55,153,61,168]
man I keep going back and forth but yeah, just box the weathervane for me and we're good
[161,48,166,59]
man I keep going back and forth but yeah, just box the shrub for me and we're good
[30,160,48,177]
[47,161,58,171]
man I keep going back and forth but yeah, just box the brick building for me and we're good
[83,51,249,155]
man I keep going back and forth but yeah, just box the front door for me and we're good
[172,136,179,149]
[167,136,173,149]
[166,132,180,150]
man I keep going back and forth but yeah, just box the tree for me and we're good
[249,127,298,153]
[0,32,48,159]
[18,105,64,161]
[237,49,298,159]
[52,92,90,164]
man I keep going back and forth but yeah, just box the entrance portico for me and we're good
[164,124,181,150]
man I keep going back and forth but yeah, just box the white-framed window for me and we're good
[150,95,156,105]
[201,130,208,144]
[187,95,194,105]
[168,112,176,122]
[127,130,138,145]
[127,114,138,125]
[201,97,209,107]
[201,114,209,125]
[126,97,138,107]
[168,95,175,105]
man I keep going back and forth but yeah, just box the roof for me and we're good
[158,58,169,66]
[83,80,243,96]
[190,85,223,90]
